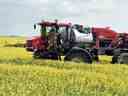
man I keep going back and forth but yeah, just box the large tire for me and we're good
[33,50,42,59]
[64,48,92,64]
[90,48,99,62]
[33,50,59,60]
[118,53,128,64]
[111,49,121,64]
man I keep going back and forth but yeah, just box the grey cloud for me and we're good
[0,0,128,36]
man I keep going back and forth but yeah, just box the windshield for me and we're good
[83,27,91,34]
[74,25,91,34]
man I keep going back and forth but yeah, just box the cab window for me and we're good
[83,27,91,34]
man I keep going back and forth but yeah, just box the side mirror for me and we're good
[34,24,36,30]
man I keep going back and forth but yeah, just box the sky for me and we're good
[0,0,128,36]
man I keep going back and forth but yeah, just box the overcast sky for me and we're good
[0,0,128,36]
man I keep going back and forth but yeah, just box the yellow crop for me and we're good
[0,36,128,96]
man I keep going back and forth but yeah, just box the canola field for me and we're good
[0,36,128,96]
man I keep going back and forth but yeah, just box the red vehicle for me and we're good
[92,27,117,48]
[26,21,70,52]
[26,27,118,51]
[26,20,128,63]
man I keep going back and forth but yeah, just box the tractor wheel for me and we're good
[90,48,99,62]
[33,50,41,59]
[64,48,92,64]
[33,50,59,60]
[118,53,128,64]
[111,49,121,64]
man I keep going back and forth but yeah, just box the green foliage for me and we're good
[0,36,128,96]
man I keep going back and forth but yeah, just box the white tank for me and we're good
[73,29,93,43]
